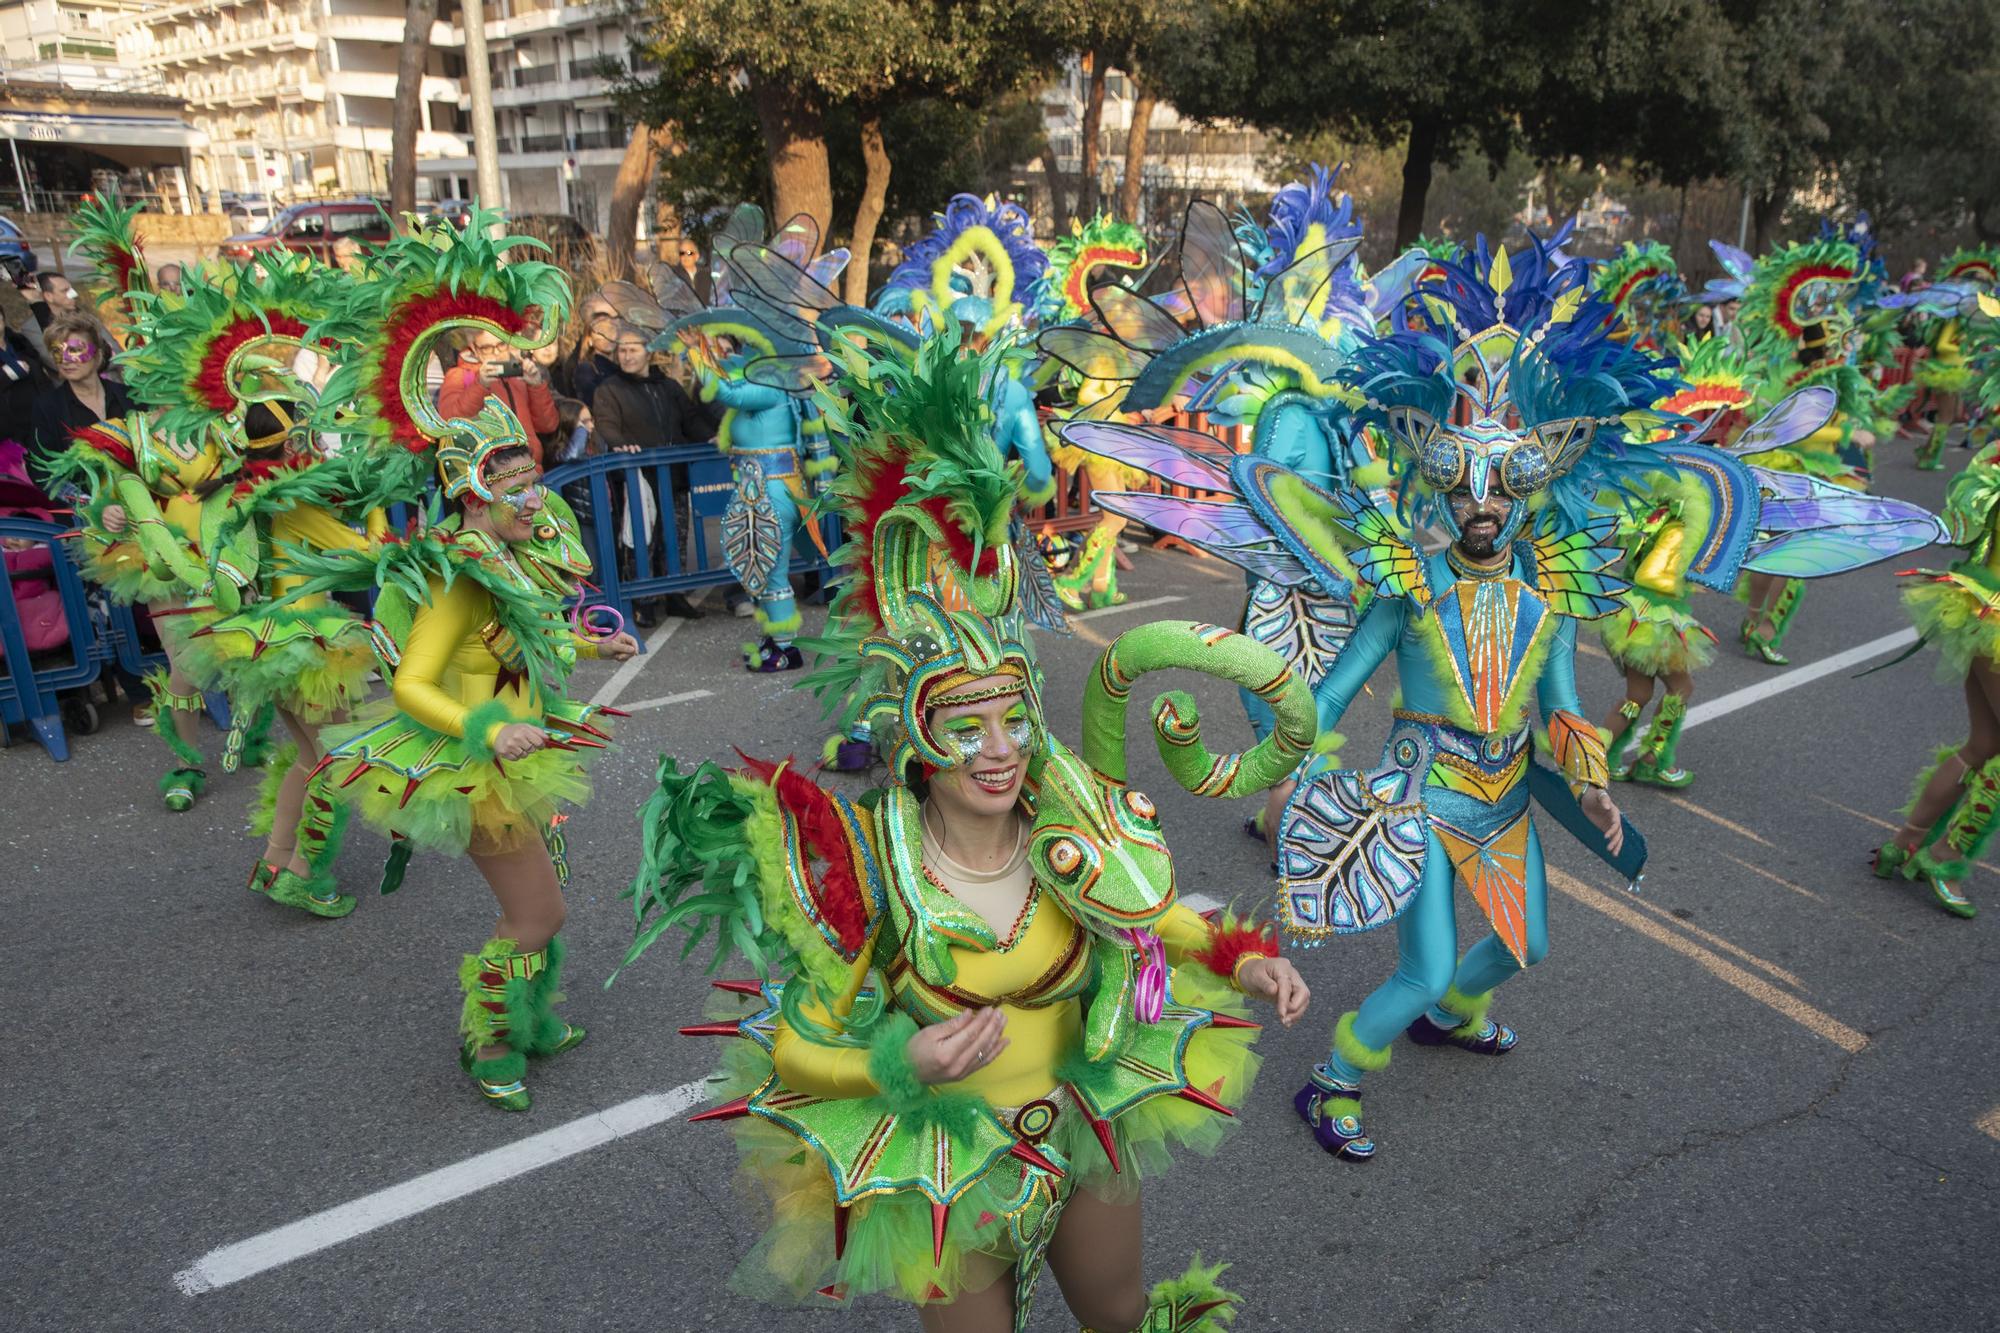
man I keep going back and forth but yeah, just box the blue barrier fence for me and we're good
[543,447,841,643]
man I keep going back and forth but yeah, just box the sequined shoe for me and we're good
[1294,1079,1375,1161]
[1870,840,1914,880]
[1406,1012,1519,1054]
[743,636,804,673]
[460,1047,531,1112]
[532,1022,588,1059]
[247,860,282,896]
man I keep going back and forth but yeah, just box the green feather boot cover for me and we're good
[1916,418,1949,470]
[1079,1253,1240,1332]
[1630,694,1692,788]
[267,776,357,919]
[1606,699,1643,781]
[147,669,207,812]
[1908,753,1998,917]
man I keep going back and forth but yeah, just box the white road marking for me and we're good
[587,616,686,708]
[1072,594,1187,622]
[1682,628,1917,731]
[620,689,715,714]
[174,1080,709,1294]
[1181,892,1223,914]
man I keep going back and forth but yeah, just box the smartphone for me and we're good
[497,360,525,379]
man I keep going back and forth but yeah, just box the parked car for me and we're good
[0,216,40,279]
[227,200,277,232]
[220,200,391,263]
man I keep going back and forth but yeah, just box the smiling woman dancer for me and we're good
[621,334,1312,1333]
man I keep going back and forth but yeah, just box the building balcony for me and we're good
[324,69,462,103]
[322,15,461,47]
[488,70,614,109]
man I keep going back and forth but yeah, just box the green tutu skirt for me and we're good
[1904,567,2000,679]
[709,963,1260,1310]
[1916,358,1976,395]
[167,603,375,723]
[316,695,612,854]
[79,538,178,607]
[1598,586,1717,676]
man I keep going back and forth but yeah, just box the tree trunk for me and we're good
[1117,72,1156,228]
[388,0,438,224]
[1079,51,1106,220]
[606,122,667,282]
[1394,116,1441,249]
[750,73,833,239]
[1038,144,1066,231]
[844,111,891,305]
[1751,184,1787,253]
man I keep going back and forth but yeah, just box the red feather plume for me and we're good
[735,753,871,955]
[373,291,528,452]
[196,314,308,412]
[69,423,136,470]
[1189,917,1279,982]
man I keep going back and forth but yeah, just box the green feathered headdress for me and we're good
[804,325,1037,776]
[306,205,571,503]
[117,250,331,444]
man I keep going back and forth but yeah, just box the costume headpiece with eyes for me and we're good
[808,326,1038,779]
[1737,238,1862,360]
[1353,233,1674,545]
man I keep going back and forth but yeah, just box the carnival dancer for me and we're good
[43,192,242,812]
[1036,212,1149,613]
[620,329,1311,1331]
[1596,334,1748,787]
[1876,293,2000,917]
[114,253,386,918]
[1909,250,1999,469]
[1069,233,1943,1158]
[275,209,635,1106]
[1732,236,1891,663]
[654,208,848,673]
[1592,239,1686,351]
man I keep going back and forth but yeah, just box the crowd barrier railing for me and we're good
[541,447,842,646]
[0,515,106,759]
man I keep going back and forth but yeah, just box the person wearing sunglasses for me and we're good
[670,237,711,304]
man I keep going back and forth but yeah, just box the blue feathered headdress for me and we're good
[883,193,1049,337]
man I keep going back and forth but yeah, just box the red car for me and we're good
[220,201,391,262]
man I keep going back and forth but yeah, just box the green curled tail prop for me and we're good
[1080,620,1315,798]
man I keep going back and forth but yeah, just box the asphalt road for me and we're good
[4,439,1997,1333]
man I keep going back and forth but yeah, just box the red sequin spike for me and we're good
[677,1021,743,1037]
[337,759,370,787]
[815,1284,848,1302]
[930,1201,950,1267]
[1205,1013,1261,1030]
[561,717,614,741]
[598,706,631,718]
[1172,1083,1235,1117]
[1008,1141,1064,1177]
[1182,1297,1231,1323]
[397,776,423,808]
[689,1095,752,1122]
[832,1203,850,1260]
[539,735,578,752]
[1071,1087,1120,1173]
[710,979,764,996]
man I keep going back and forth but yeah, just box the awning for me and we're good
[0,109,209,151]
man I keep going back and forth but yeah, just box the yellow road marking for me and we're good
[1813,795,2000,878]
[1614,888,1811,991]
[1978,1105,2000,1142]
[1657,794,1775,847]
[1723,852,1822,901]
[1549,867,1868,1053]
[1069,621,1110,647]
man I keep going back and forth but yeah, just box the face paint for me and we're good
[490,481,546,528]
[934,700,1039,766]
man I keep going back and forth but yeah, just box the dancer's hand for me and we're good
[492,722,549,761]
[907,1006,1009,1085]
[1582,786,1625,856]
[599,631,639,661]
[1238,956,1310,1027]
[102,503,126,533]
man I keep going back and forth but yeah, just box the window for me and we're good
[329,211,376,236]
[286,213,326,238]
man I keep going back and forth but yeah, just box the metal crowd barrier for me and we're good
[0,515,105,759]
[541,447,842,646]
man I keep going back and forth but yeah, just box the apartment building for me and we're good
[419,0,631,230]
[0,0,156,89]
[114,0,469,202]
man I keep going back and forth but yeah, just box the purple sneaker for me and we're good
[744,637,804,673]
[1406,1013,1518,1054]
[1294,1079,1375,1161]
